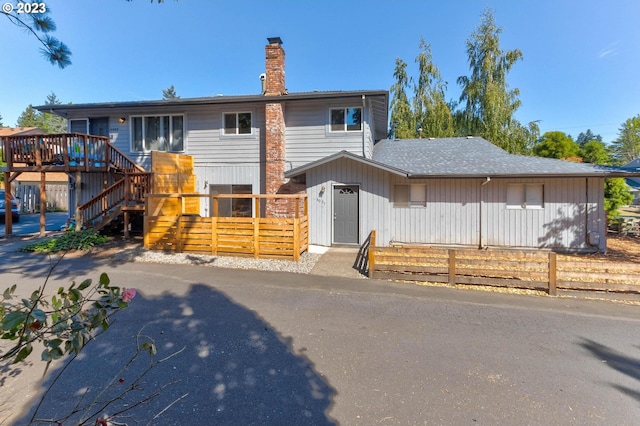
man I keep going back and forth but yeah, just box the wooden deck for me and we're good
[144,193,309,260]
[1,133,144,173]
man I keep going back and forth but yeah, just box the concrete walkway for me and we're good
[309,246,366,278]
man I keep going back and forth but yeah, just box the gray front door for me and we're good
[333,185,359,244]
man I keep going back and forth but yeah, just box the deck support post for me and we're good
[75,171,82,231]
[3,173,11,235]
[39,172,46,237]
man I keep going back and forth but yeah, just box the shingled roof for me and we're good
[285,136,638,179]
[371,137,631,178]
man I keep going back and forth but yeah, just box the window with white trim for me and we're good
[506,183,544,209]
[131,115,184,152]
[330,107,362,132]
[394,184,427,207]
[223,112,252,135]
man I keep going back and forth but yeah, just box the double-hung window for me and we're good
[506,183,544,209]
[131,115,184,152]
[330,107,362,132]
[223,112,252,135]
[394,184,427,207]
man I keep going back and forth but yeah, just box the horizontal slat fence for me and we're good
[144,193,308,260]
[367,230,640,295]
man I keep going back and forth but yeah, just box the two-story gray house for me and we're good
[38,37,634,252]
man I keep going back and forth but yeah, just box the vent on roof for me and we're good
[466,136,474,139]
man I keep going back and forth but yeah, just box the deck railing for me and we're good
[2,133,111,171]
[144,193,309,260]
[77,172,152,226]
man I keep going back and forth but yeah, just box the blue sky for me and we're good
[1,0,638,143]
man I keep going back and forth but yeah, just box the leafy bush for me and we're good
[20,229,110,253]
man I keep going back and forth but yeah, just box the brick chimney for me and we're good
[264,37,286,216]
[264,37,285,96]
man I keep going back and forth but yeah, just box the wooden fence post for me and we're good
[368,230,376,278]
[253,197,260,259]
[449,249,456,285]
[548,252,557,296]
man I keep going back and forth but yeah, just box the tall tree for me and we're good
[389,58,415,139]
[0,113,3,127]
[413,39,454,138]
[581,140,611,165]
[611,115,640,165]
[40,92,67,133]
[1,2,71,68]
[16,105,41,128]
[533,131,580,159]
[457,8,528,153]
[162,85,180,100]
[576,129,603,148]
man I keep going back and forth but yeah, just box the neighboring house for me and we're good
[0,127,46,138]
[34,37,635,252]
[622,158,640,205]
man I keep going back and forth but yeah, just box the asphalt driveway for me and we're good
[1,248,639,425]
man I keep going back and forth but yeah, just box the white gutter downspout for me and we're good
[362,95,366,157]
[479,177,491,248]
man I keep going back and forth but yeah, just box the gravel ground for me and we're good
[106,244,324,274]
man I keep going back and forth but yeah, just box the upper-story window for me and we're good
[131,115,184,152]
[223,112,252,135]
[330,107,362,132]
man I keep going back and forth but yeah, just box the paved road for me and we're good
[0,211,68,237]
[1,250,639,425]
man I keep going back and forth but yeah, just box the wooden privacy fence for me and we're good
[144,193,308,260]
[367,231,640,295]
[15,183,68,212]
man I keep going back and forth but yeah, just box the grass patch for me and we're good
[20,229,110,253]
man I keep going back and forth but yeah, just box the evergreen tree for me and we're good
[162,85,180,100]
[611,114,640,165]
[1,2,71,68]
[0,113,3,127]
[576,129,603,148]
[457,8,533,153]
[41,92,67,133]
[16,105,42,128]
[389,58,414,139]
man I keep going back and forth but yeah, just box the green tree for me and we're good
[389,58,415,139]
[16,105,42,128]
[604,178,633,217]
[1,2,71,68]
[0,113,4,127]
[41,91,67,133]
[457,8,531,153]
[162,85,180,100]
[581,140,611,165]
[413,39,454,138]
[533,131,580,159]
[576,129,603,148]
[611,115,640,165]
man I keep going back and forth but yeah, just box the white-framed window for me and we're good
[131,115,184,152]
[330,107,362,132]
[394,184,427,207]
[506,183,544,209]
[223,112,252,135]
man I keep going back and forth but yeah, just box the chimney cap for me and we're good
[267,36,283,45]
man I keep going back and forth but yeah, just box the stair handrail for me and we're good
[76,171,152,227]
[108,143,146,173]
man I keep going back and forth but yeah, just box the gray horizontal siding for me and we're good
[285,100,372,169]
